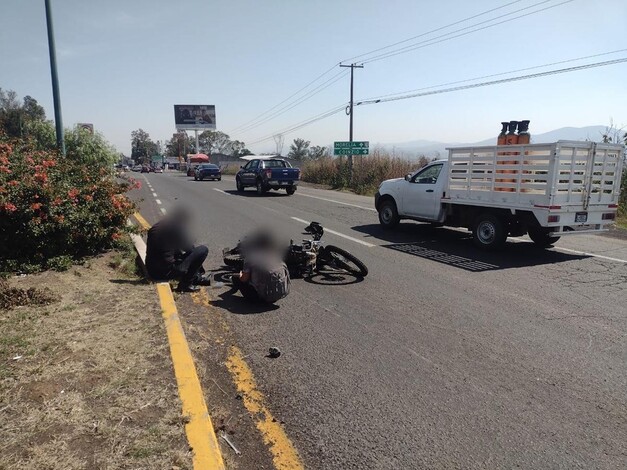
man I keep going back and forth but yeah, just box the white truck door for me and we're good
[401,163,444,219]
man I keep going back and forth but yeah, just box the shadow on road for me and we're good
[303,270,365,286]
[352,223,587,272]
[223,189,291,198]
[208,270,280,314]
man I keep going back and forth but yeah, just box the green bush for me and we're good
[0,126,139,273]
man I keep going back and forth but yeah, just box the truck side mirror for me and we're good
[404,174,412,181]
[240,165,244,169]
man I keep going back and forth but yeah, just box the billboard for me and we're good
[174,105,216,130]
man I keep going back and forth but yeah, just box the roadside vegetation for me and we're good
[0,88,139,275]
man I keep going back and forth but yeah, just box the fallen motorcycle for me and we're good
[222,222,368,278]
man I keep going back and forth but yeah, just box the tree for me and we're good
[165,132,193,157]
[601,119,627,145]
[197,130,233,154]
[0,89,46,138]
[308,145,329,160]
[131,128,157,163]
[288,138,310,160]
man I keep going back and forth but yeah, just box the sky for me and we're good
[1,0,626,155]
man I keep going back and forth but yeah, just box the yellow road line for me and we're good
[133,211,151,231]
[226,346,304,470]
[156,283,225,470]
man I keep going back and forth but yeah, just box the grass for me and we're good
[0,251,191,469]
[301,151,429,195]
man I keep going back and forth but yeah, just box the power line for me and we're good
[364,48,627,101]
[227,63,339,133]
[229,1,560,135]
[362,0,573,64]
[247,105,347,146]
[355,57,627,106]
[244,53,626,149]
[341,0,525,64]
[233,69,349,136]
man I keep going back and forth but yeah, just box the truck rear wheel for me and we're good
[528,228,560,247]
[378,200,400,229]
[472,213,507,250]
[236,177,244,192]
[286,186,296,195]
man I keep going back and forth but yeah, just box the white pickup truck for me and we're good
[375,141,624,249]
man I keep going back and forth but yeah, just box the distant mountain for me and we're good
[376,125,608,159]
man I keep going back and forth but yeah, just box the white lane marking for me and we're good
[152,192,157,197]
[160,207,167,215]
[297,192,376,212]
[553,247,627,264]
[291,217,375,247]
[213,188,230,195]
[156,199,162,205]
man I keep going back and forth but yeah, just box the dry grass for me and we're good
[0,252,191,470]
[301,150,429,195]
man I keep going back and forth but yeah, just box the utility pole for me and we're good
[339,63,363,177]
[44,0,65,155]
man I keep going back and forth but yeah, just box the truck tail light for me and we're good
[602,212,616,220]
[265,169,272,179]
[608,204,618,208]
[548,215,560,223]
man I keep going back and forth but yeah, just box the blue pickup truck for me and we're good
[235,158,300,195]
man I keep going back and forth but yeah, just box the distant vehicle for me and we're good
[194,163,221,181]
[123,165,130,171]
[141,165,150,173]
[132,165,142,172]
[375,141,624,249]
[154,167,163,173]
[236,158,299,195]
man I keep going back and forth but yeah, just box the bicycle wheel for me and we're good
[320,245,368,277]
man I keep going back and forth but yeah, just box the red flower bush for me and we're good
[0,133,138,273]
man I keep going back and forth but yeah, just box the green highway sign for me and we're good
[334,148,369,155]
[334,141,369,155]
[334,141,369,149]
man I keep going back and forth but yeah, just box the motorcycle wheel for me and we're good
[320,245,368,277]
[223,253,244,269]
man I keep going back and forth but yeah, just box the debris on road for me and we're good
[267,347,281,358]
[221,432,241,455]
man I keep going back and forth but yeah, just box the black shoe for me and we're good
[177,283,200,293]
[195,274,213,286]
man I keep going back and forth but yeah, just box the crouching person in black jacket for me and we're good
[145,207,209,292]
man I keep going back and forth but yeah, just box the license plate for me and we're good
[575,212,588,223]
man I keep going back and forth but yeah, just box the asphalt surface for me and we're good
[136,171,627,469]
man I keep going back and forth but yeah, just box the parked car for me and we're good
[132,165,142,172]
[236,158,299,195]
[194,163,221,181]
[154,167,163,173]
[141,165,150,173]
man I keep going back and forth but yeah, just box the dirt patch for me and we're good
[0,279,58,311]
[0,251,191,469]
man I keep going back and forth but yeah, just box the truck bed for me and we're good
[445,141,624,210]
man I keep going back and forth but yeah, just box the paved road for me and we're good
[137,171,626,469]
